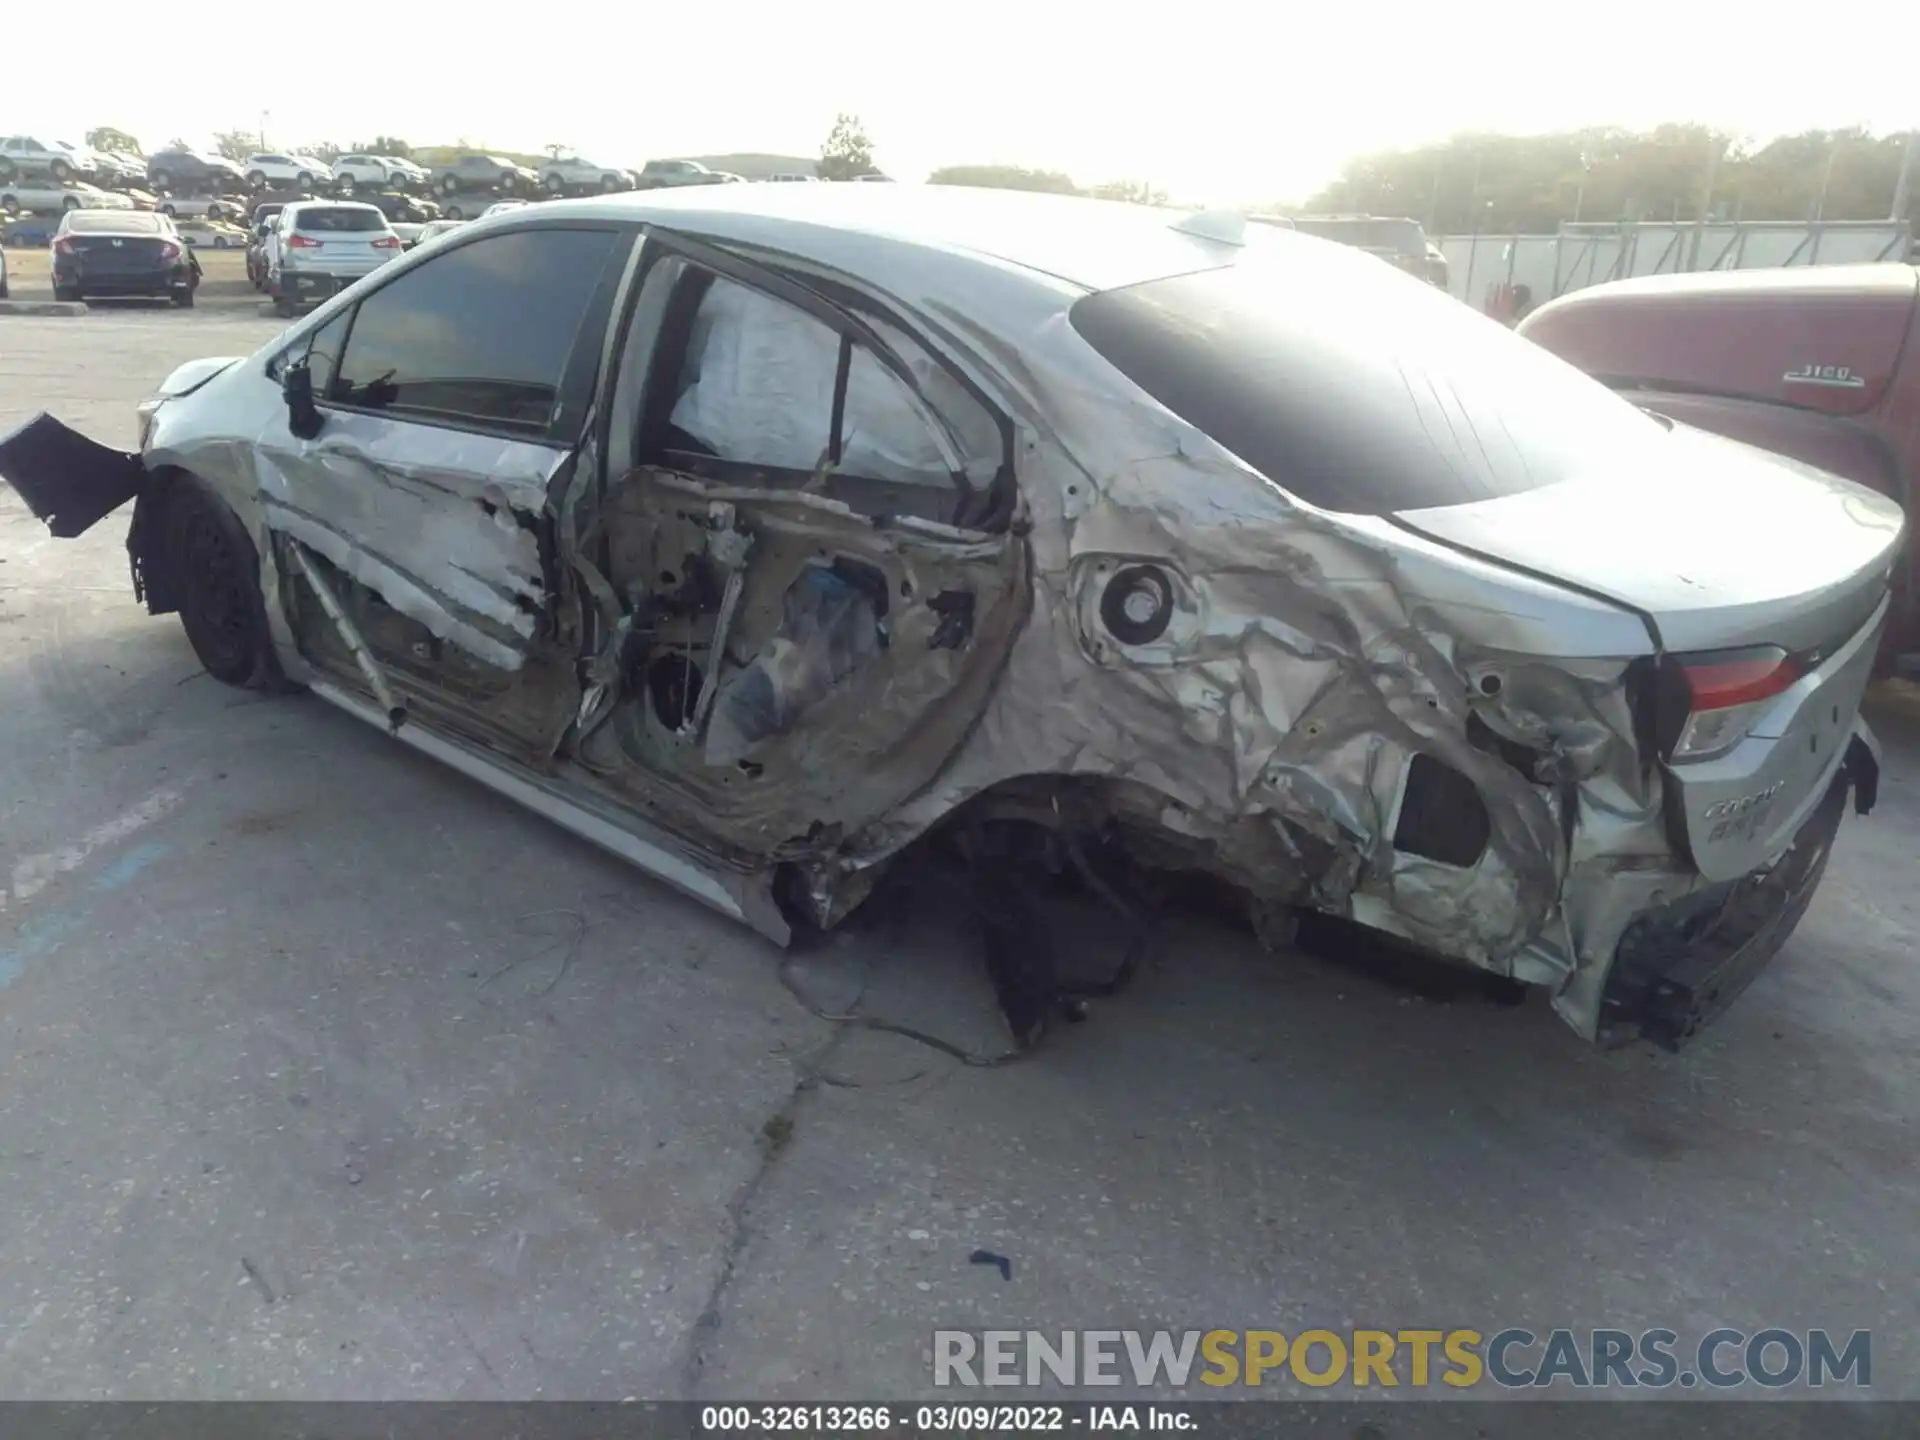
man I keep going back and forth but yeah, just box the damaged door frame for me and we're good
[259,219,643,755]
[542,223,1036,876]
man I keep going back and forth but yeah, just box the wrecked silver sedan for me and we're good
[0,186,1902,1050]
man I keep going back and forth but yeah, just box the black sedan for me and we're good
[51,211,201,306]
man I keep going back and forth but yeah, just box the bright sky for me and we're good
[9,5,1915,205]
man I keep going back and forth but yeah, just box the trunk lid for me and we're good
[64,234,172,275]
[1520,264,1919,419]
[1394,421,1906,655]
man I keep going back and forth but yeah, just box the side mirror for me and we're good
[283,360,325,440]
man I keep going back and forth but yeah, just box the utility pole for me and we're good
[1892,128,1917,223]
[1812,135,1841,222]
[1687,134,1725,271]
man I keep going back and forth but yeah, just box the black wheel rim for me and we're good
[181,507,252,672]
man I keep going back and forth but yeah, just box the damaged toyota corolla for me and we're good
[0,186,1902,1052]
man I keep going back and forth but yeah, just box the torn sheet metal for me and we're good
[252,410,560,672]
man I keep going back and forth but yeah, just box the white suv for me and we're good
[0,135,100,183]
[332,154,414,193]
[267,200,403,315]
[244,153,334,190]
[538,154,632,194]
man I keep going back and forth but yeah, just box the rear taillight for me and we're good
[1668,646,1799,762]
[52,236,76,255]
[371,234,401,249]
[158,242,180,262]
[287,233,322,249]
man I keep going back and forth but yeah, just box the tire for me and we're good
[247,170,267,190]
[150,170,171,191]
[544,173,565,194]
[338,174,356,195]
[440,175,459,195]
[274,296,296,318]
[445,205,464,220]
[61,197,80,211]
[53,284,81,302]
[602,174,621,192]
[51,160,71,181]
[172,286,195,308]
[297,172,313,189]
[164,473,288,690]
[0,161,14,183]
[161,203,177,217]
[0,281,10,300]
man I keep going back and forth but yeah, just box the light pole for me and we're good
[1892,129,1916,223]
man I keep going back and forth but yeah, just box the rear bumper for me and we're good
[277,266,381,301]
[52,265,193,295]
[1595,722,1879,1049]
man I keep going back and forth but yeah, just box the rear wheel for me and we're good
[165,473,287,689]
[544,172,566,194]
[172,286,195,308]
[247,170,267,190]
[61,197,80,211]
[50,160,71,181]
[440,174,459,195]
[53,284,81,302]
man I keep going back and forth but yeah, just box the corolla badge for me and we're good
[1783,363,1867,389]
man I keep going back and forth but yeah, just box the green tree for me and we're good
[85,126,141,155]
[1302,124,1916,235]
[212,130,257,163]
[929,164,1080,194]
[819,113,878,182]
[364,136,412,158]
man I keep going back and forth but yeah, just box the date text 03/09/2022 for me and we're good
[698,1404,1195,1433]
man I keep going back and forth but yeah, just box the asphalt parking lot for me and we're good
[2,304,1918,1424]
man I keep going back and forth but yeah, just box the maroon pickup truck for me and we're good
[1519,264,1919,657]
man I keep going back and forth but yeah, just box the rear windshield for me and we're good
[65,211,164,234]
[1068,250,1663,515]
[293,207,386,233]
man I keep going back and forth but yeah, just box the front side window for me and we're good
[329,227,624,438]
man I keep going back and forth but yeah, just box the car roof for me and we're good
[287,200,383,214]
[495,184,1309,293]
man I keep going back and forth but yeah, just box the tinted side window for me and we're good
[331,228,623,439]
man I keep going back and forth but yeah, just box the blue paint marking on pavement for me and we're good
[0,838,174,987]
[0,912,82,990]
[93,840,170,893]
